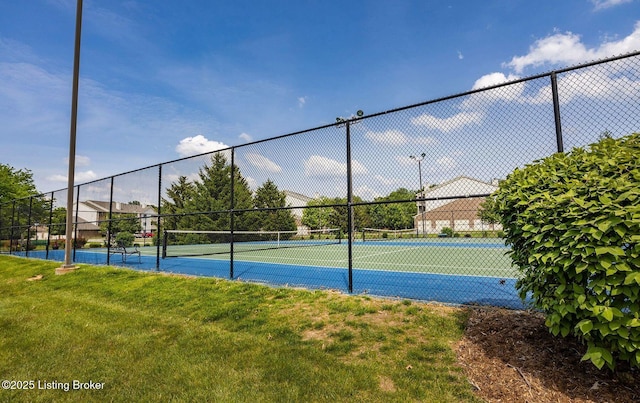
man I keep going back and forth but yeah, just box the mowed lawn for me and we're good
[0,255,480,402]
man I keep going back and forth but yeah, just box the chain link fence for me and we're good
[2,51,639,308]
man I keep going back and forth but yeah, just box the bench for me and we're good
[109,242,141,263]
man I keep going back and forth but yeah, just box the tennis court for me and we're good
[20,236,526,309]
[158,234,524,308]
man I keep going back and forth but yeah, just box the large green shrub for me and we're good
[494,133,640,370]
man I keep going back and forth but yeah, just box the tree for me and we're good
[162,175,196,231]
[302,196,370,233]
[253,180,296,234]
[0,164,38,203]
[99,213,141,238]
[302,197,334,230]
[0,164,40,240]
[368,188,416,229]
[477,196,500,226]
[49,207,67,236]
[162,154,258,238]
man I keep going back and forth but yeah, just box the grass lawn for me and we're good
[0,255,480,402]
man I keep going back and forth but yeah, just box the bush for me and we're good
[441,227,454,237]
[115,232,135,247]
[73,237,87,248]
[494,133,640,370]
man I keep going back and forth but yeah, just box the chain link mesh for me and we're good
[2,52,639,308]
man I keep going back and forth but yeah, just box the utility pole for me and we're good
[56,0,83,274]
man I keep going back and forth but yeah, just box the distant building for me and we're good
[283,190,313,234]
[74,200,156,239]
[414,176,502,234]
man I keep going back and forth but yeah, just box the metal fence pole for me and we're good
[73,185,80,261]
[551,72,564,153]
[229,148,235,280]
[106,177,115,265]
[156,164,162,270]
[9,201,16,255]
[46,191,54,259]
[26,197,33,257]
[346,121,354,293]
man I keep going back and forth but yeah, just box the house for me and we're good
[283,190,313,234]
[75,200,156,239]
[414,176,502,234]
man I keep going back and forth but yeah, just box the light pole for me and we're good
[56,0,83,274]
[410,153,426,236]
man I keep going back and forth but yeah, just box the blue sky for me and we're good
[1,0,640,201]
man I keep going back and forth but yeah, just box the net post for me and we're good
[161,229,167,259]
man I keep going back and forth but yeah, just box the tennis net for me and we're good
[361,228,418,242]
[162,228,342,258]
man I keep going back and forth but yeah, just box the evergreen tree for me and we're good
[253,180,296,235]
[162,175,196,230]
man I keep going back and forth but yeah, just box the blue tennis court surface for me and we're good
[19,241,527,309]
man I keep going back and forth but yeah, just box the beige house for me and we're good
[414,176,502,234]
[283,190,313,234]
[74,200,156,239]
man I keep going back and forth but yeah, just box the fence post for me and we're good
[346,121,354,293]
[106,177,115,265]
[229,148,235,280]
[46,192,54,259]
[551,72,564,153]
[9,201,16,255]
[73,185,80,261]
[156,164,162,270]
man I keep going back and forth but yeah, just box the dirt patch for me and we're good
[457,307,640,402]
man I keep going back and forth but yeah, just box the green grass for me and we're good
[0,255,481,402]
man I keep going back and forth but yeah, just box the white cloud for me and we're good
[245,176,258,189]
[303,155,367,177]
[365,129,407,145]
[354,185,381,200]
[412,136,437,145]
[471,72,521,90]
[395,155,416,166]
[175,135,229,157]
[591,0,633,10]
[435,157,456,170]
[365,129,436,146]
[411,111,483,133]
[47,170,97,183]
[244,153,282,173]
[504,22,640,73]
[298,96,307,108]
[239,132,252,142]
[457,51,464,60]
[374,174,405,186]
[64,155,91,167]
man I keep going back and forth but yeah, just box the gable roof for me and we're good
[423,176,497,199]
[284,190,313,205]
[80,200,154,214]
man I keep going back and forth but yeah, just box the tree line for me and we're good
[162,154,297,241]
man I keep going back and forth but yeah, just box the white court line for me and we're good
[354,260,516,272]
[354,245,426,260]
[231,251,514,273]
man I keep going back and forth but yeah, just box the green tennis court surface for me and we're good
[160,238,515,279]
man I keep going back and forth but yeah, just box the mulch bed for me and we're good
[456,307,640,402]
